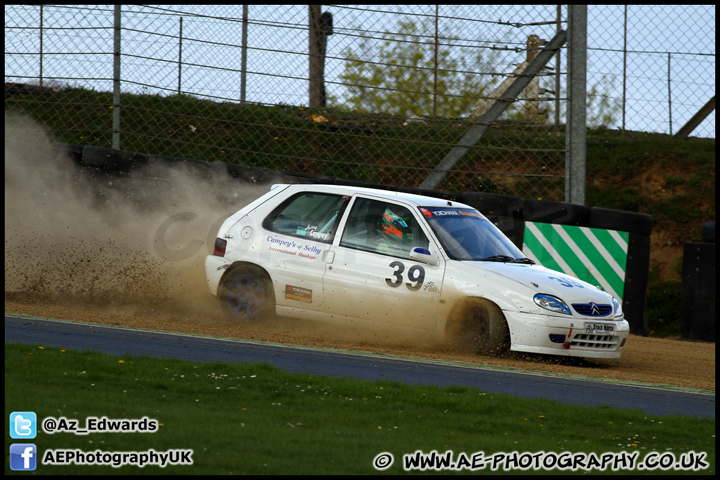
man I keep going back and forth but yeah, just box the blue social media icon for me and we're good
[10,411,37,439]
[10,444,37,471]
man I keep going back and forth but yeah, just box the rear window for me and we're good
[263,192,349,244]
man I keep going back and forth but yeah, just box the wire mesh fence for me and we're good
[587,5,715,137]
[4,5,716,201]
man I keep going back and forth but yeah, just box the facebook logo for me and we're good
[10,444,37,471]
[10,411,37,439]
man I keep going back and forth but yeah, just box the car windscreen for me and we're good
[418,207,527,261]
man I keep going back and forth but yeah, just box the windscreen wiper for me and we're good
[479,255,516,262]
[479,255,536,264]
[511,257,536,264]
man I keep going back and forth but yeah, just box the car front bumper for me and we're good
[504,310,630,359]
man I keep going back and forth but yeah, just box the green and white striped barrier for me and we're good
[522,222,630,301]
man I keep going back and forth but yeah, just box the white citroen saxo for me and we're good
[206,184,629,359]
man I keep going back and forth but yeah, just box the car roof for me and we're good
[274,183,473,209]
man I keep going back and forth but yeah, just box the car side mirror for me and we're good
[409,247,439,266]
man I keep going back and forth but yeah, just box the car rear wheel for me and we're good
[219,265,274,321]
[448,298,510,356]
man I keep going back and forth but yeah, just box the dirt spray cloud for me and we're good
[4,112,274,317]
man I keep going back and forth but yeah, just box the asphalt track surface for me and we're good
[5,314,715,419]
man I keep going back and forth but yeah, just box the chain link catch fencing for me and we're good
[5,5,716,201]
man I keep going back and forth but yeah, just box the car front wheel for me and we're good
[219,265,274,321]
[447,298,510,356]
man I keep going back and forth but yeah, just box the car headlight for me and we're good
[533,294,572,315]
[611,297,624,318]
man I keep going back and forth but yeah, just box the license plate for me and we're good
[585,323,614,335]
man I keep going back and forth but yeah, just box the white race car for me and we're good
[205,184,629,358]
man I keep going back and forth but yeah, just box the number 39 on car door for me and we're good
[322,196,444,330]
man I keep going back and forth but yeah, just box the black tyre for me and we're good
[447,299,510,356]
[219,265,275,321]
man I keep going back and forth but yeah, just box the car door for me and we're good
[321,196,445,331]
[260,191,350,311]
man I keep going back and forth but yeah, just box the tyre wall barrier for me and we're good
[681,225,715,342]
[82,145,148,171]
[524,199,590,226]
[53,143,84,166]
[26,142,653,335]
[701,221,715,243]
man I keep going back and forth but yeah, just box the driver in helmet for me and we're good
[376,207,414,256]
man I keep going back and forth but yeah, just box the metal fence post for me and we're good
[622,5,627,137]
[565,4,587,206]
[308,5,323,108]
[240,5,248,104]
[554,5,562,129]
[112,5,121,150]
[432,5,439,118]
[668,52,672,135]
[177,17,183,95]
[39,5,44,88]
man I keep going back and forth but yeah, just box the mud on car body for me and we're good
[205,184,629,359]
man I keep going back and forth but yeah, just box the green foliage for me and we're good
[664,175,685,187]
[337,19,501,118]
[586,74,623,127]
[586,184,646,212]
[653,196,703,224]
